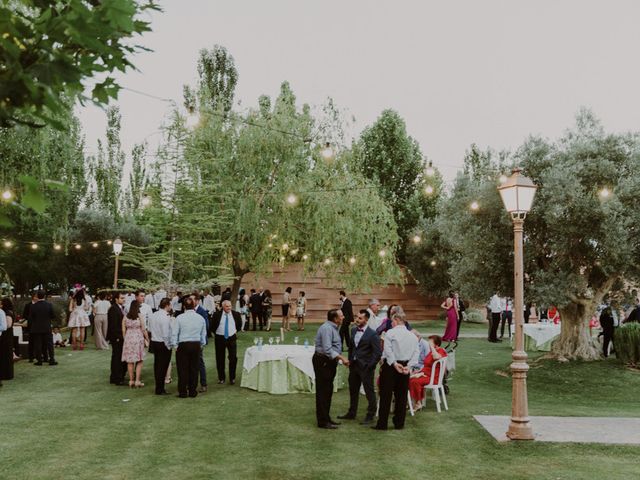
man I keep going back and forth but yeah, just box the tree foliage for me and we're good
[0,0,160,128]
[410,110,640,360]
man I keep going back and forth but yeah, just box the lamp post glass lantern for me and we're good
[113,238,123,289]
[497,168,537,441]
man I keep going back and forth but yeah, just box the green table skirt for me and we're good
[524,336,555,352]
[241,358,346,395]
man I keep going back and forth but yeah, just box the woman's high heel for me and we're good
[129,381,135,388]
[135,381,144,388]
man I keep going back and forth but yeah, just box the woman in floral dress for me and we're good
[121,301,149,388]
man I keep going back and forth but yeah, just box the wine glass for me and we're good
[294,336,299,345]
[253,337,259,347]
[269,337,274,345]
[275,337,281,345]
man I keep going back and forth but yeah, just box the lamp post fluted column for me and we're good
[113,255,120,289]
[112,238,123,290]
[507,216,534,440]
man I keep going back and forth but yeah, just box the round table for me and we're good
[523,323,561,351]
[240,345,345,394]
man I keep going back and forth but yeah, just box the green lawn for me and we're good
[1,323,638,480]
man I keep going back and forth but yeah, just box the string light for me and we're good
[324,258,332,265]
[74,244,81,250]
[53,244,62,251]
[302,254,309,261]
[320,142,335,162]
[379,249,386,257]
[267,243,273,248]
[92,242,99,248]
[286,193,298,206]
[1,190,13,201]
[412,235,421,244]
[31,243,38,250]
[107,240,113,246]
[430,260,437,267]
[279,255,285,262]
[281,243,289,251]
[425,185,434,195]
[141,195,152,207]
[290,249,299,255]
[470,201,480,211]
[349,256,357,265]
[3,240,12,248]
[599,187,611,199]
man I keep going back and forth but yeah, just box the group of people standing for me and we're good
[243,287,307,332]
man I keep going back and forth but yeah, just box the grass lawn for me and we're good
[1,322,638,480]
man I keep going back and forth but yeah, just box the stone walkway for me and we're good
[474,415,640,444]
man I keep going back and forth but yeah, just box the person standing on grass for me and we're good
[0,306,7,386]
[441,291,458,342]
[373,311,418,431]
[599,306,615,358]
[172,296,207,398]
[339,290,354,351]
[0,298,16,381]
[249,288,262,331]
[121,301,149,388]
[191,292,209,393]
[500,297,513,339]
[488,292,502,343]
[68,288,90,351]
[212,300,242,385]
[337,309,381,425]
[296,291,307,331]
[282,287,292,332]
[148,298,173,395]
[92,291,111,350]
[30,290,57,366]
[262,289,273,331]
[313,309,350,429]
[107,292,127,385]
[366,298,381,331]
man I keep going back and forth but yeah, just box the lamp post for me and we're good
[497,168,537,441]
[112,238,123,289]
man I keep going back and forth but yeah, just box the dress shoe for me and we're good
[371,425,387,431]
[198,386,208,393]
[177,394,188,398]
[34,361,43,366]
[361,416,374,425]
[329,420,341,426]
[230,380,235,385]
[318,423,338,430]
[337,413,356,420]
[217,380,225,384]
[49,361,58,366]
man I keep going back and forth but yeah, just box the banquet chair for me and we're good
[407,358,449,415]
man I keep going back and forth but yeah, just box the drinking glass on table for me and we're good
[253,337,259,347]
[269,337,274,345]
[275,337,281,345]
[293,336,299,345]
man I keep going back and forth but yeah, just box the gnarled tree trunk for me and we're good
[552,301,600,361]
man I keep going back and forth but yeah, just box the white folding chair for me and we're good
[407,357,449,415]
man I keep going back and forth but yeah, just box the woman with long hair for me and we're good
[282,287,292,332]
[441,290,458,342]
[68,289,91,350]
[296,291,307,331]
[122,301,149,388]
[262,289,273,331]
[409,335,447,410]
[0,298,15,381]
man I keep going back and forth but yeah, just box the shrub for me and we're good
[614,323,640,365]
[465,308,487,324]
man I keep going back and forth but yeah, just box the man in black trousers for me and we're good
[373,311,419,431]
[339,290,354,351]
[211,300,242,385]
[313,309,350,429]
[148,298,173,395]
[248,289,262,331]
[106,292,127,385]
[29,290,57,366]
[172,296,207,398]
[338,309,381,425]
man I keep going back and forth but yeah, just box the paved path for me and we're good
[474,415,640,444]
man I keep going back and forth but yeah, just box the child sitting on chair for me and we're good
[52,327,67,347]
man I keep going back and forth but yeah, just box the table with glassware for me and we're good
[522,323,561,351]
[240,337,346,395]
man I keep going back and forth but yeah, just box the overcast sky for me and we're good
[77,0,640,181]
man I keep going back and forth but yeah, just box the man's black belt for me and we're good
[385,360,409,366]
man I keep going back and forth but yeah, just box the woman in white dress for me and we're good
[68,289,91,350]
[296,291,307,331]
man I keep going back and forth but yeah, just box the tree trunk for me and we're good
[230,255,248,306]
[551,301,601,361]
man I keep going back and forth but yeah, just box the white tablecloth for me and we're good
[243,345,317,378]
[523,324,561,348]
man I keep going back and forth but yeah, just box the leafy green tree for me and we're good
[0,0,160,128]
[411,110,640,360]
[125,142,148,211]
[354,109,441,260]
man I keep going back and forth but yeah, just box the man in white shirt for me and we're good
[500,297,513,340]
[154,289,167,310]
[135,290,153,331]
[170,291,183,314]
[373,310,418,431]
[488,293,503,343]
[124,292,135,313]
[148,298,173,395]
[366,298,382,331]
[203,290,215,315]
[145,291,157,311]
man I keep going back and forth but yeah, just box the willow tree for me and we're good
[185,79,401,299]
[411,110,640,360]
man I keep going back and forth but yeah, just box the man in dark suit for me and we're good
[339,290,354,351]
[211,300,242,384]
[338,309,382,425]
[248,289,262,331]
[106,292,127,385]
[30,290,57,366]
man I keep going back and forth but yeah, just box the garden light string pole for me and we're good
[498,168,537,441]
[113,238,123,289]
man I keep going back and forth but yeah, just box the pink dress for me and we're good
[122,316,146,363]
[442,299,458,341]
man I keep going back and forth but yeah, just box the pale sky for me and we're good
[77,0,640,181]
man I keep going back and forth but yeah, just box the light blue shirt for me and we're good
[172,310,207,347]
[0,309,6,333]
[314,321,341,359]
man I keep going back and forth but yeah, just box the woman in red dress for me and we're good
[441,291,458,341]
[409,335,447,410]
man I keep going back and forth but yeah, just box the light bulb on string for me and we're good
[302,254,309,261]
[267,243,273,248]
[31,243,38,250]
[412,235,421,244]
[290,249,299,255]
[107,240,112,246]
[1,190,13,201]
[54,244,62,251]
[599,187,611,199]
[379,249,386,258]
[430,260,437,267]
[141,195,152,208]
[279,256,285,262]
[75,244,81,250]
[349,257,357,265]
[286,193,298,206]
[3,240,12,248]
[425,185,434,195]
[324,258,331,265]
[320,142,335,162]
[92,242,99,248]
[470,201,479,211]
[282,243,289,251]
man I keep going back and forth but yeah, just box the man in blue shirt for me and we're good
[313,309,350,429]
[172,296,207,398]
